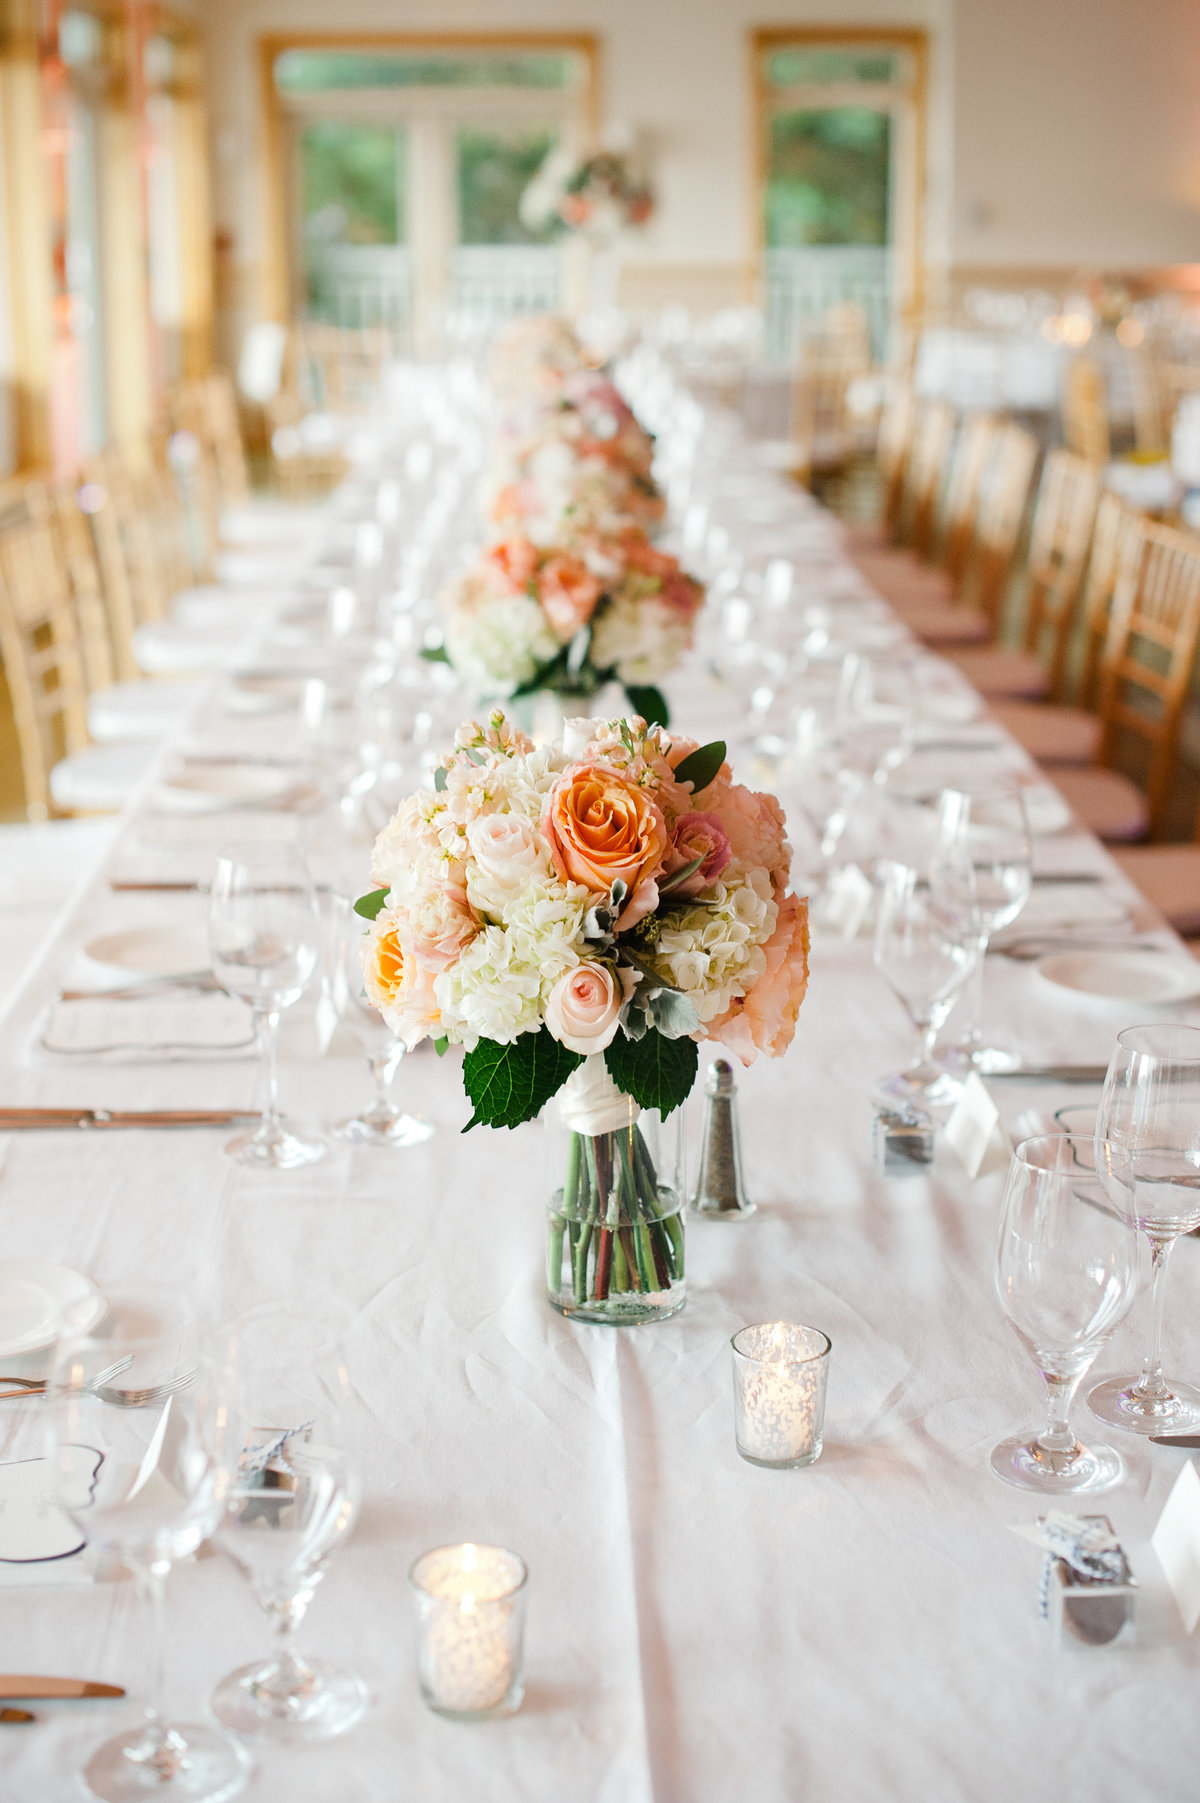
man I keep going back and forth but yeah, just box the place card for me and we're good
[818,863,874,940]
[944,1072,1012,1179]
[1151,1459,1200,1632]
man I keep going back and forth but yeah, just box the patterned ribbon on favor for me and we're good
[1034,1512,1131,1619]
[237,1421,315,1479]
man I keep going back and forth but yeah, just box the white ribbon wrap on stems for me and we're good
[557,1053,640,1137]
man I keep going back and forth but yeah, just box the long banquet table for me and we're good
[3,379,1200,1803]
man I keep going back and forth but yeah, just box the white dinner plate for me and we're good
[225,673,306,714]
[156,764,295,812]
[0,1260,105,1358]
[82,925,212,977]
[1035,949,1200,1003]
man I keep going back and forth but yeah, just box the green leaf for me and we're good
[604,1030,698,1118]
[353,888,389,921]
[658,853,704,895]
[420,643,451,664]
[433,1035,449,1057]
[509,643,571,700]
[462,1029,583,1131]
[624,684,669,728]
[433,766,448,792]
[673,740,726,796]
[647,990,702,1039]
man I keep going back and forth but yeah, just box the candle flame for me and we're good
[461,1592,475,1614]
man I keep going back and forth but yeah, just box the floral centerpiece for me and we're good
[521,149,654,243]
[356,711,809,1323]
[488,314,590,401]
[435,531,703,727]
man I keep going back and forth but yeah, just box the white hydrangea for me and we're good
[642,870,776,1023]
[433,924,549,1048]
[444,594,559,694]
[590,593,691,685]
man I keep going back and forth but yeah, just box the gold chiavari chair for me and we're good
[966,420,1041,630]
[901,400,955,555]
[0,487,89,818]
[1053,517,1200,840]
[940,410,998,587]
[48,477,116,699]
[1063,356,1111,465]
[987,491,1135,765]
[876,380,915,542]
[200,369,252,511]
[85,447,172,637]
[1018,450,1103,697]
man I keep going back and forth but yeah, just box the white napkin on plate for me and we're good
[39,995,257,1061]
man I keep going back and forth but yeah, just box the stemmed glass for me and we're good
[210,1305,366,1743]
[209,843,325,1169]
[45,1290,248,1803]
[329,896,433,1146]
[872,857,975,1104]
[1088,1024,1200,1434]
[936,783,1032,1074]
[992,1135,1139,1493]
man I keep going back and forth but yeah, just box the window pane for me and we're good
[457,128,557,244]
[766,46,905,86]
[765,107,890,247]
[300,122,404,247]
[276,49,574,93]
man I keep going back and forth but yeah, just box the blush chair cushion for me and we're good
[1110,845,1200,934]
[948,648,1051,700]
[1051,767,1149,843]
[987,701,1102,765]
[891,603,991,647]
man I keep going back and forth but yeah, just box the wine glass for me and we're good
[936,782,1032,1074]
[992,1135,1139,1493]
[45,1290,249,1803]
[210,1305,366,1743]
[1088,1023,1200,1434]
[329,895,433,1146]
[209,843,325,1169]
[872,857,975,1104]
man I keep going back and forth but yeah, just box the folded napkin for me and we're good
[1015,885,1131,934]
[39,995,257,1062]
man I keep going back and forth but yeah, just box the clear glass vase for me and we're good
[545,1057,686,1326]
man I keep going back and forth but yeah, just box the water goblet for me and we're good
[872,857,975,1105]
[935,782,1032,1073]
[210,1305,366,1743]
[45,1290,248,1803]
[329,896,433,1147]
[209,843,325,1169]
[991,1135,1139,1492]
[1088,1023,1200,1434]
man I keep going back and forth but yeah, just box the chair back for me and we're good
[876,380,914,539]
[0,485,90,819]
[903,400,955,555]
[200,369,251,509]
[968,422,1039,627]
[1020,449,1102,696]
[939,411,996,584]
[1097,517,1200,832]
[1063,356,1111,465]
[48,478,115,696]
[1076,491,1134,709]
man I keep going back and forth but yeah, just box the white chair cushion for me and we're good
[132,620,257,676]
[49,742,157,814]
[87,679,206,744]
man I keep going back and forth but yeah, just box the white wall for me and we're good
[201,0,1200,354]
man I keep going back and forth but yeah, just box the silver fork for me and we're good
[94,1366,198,1409]
[0,1354,134,1401]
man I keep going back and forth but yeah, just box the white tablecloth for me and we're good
[2,425,1200,1803]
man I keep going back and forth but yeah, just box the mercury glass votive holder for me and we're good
[731,1322,831,1469]
[409,1543,528,1721]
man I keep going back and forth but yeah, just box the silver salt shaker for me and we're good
[690,1058,755,1220]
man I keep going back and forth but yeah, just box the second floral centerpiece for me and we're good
[357,711,809,1325]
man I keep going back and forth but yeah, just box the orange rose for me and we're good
[544,762,668,908]
[539,553,602,640]
[359,910,441,1050]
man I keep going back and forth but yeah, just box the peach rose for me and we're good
[466,812,546,890]
[545,961,623,1055]
[544,762,668,908]
[402,879,479,972]
[706,893,809,1064]
[661,812,731,899]
[706,776,788,877]
[539,553,602,640]
[359,911,442,1050]
[486,535,539,591]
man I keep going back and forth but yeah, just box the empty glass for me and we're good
[936,783,1032,1074]
[210,1305,365,1742]
[872,858,975,1104]
[1088,1024,1200,1435]
[992,1135,1139,1493]
[209,844,325,1169]
[328,896,433,1146]
[45,1291,248,1803]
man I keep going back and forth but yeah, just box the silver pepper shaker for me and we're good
[690,1058,755,1220]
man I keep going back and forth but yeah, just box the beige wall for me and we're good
[200,0,1200,357]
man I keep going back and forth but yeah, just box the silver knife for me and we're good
[0,1108,258,1130]
[987,1065,1108,1084]
[1149,1435,1200,1448]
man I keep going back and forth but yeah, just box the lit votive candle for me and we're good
[409,1542,528,1720]
[731,1322,831,1469]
